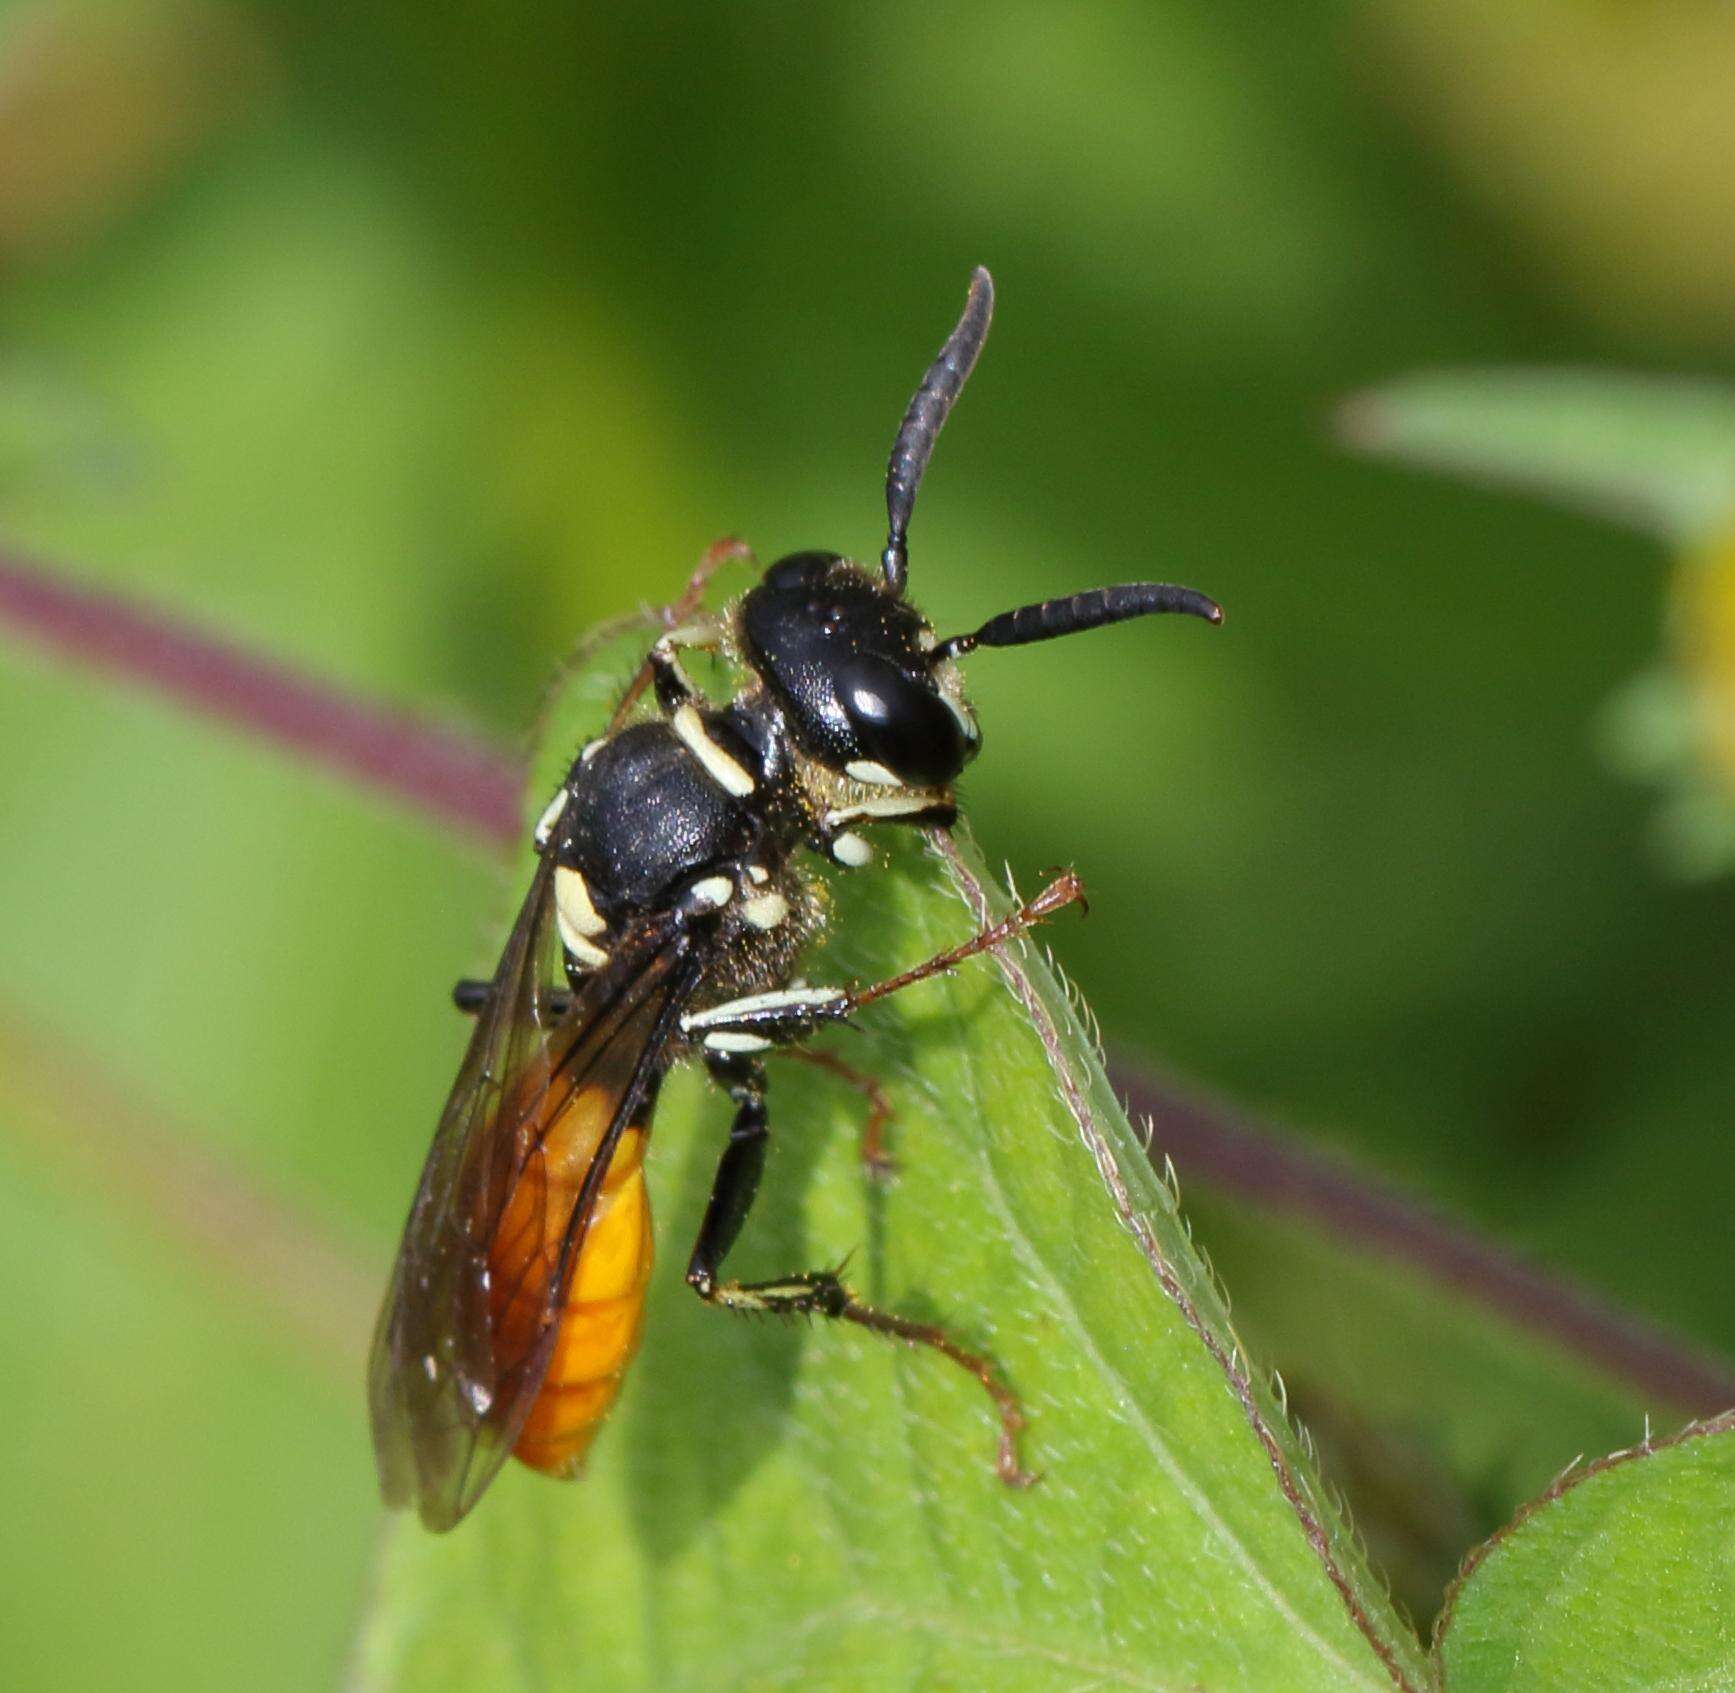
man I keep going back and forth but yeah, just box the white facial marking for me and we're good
[534,787,569,846]
[554,866,607,938]
[824,793,939,830]
[702,1031,772,1054]
[746,864,770,886]
[687,874,734,911]
[673,705,756,797]
[741,891,789,930]
[831,830,872,867]
[941,692,979,744]
[580,738,604,763]
[845,759,903,787]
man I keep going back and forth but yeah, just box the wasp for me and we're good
[368,268,1222,1531]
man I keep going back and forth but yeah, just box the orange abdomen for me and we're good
[487,1082,656,1477]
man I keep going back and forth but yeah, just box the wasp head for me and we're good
[738,268,1223,793]
[739,550,978,789]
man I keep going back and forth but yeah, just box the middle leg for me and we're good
[776,1045,898,1181]
[677,868,1087,1051]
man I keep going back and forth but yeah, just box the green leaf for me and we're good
[1435,1412,1735,1692]
[356,604,1428,1691]
[0,1017,379,1693]
[1179,1188,1704,1630]
[1340,371,1735,544]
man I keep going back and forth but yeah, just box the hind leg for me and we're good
[684,1050,1033,1488]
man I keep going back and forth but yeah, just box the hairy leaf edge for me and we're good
[934,830,1432,1693]
[1429,1406,1735,1683]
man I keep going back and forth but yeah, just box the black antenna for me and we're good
[931,583,1223,663]
[882,266,995,596]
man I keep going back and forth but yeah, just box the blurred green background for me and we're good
[3,1,1734,1687]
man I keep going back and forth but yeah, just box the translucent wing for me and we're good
[368,854,701,1530]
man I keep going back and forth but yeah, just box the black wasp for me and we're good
[369,268,1223,1530]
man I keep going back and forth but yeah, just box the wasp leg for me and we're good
[681,867,1083,1070]
[451,978,574,1019]
[844,868,1085,1013]
[670,535,754,623]
[687,1054,1034,1487]
[452,978,491,1015]
[608,537,754,729]
[776,1045,897,1180]
[680,985,850,1051]
[645,629,720,713]
[680,869,1087,1055]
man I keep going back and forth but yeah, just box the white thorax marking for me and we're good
[554,866,609,966]
[672,705,756,797]
[740,890,789,930]
[534,787,569,847]
[685,874,734,912]
[560,930,608,968]
[831,831,872,867]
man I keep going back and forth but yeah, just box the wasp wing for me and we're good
[368,854,701,1530]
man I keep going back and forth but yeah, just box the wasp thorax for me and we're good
[740,551,980,789]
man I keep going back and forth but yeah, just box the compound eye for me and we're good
[836,654,972,787]
[762,551,843,594]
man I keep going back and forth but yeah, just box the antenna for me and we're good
[881,267,994,595]
[931,583,1223,663]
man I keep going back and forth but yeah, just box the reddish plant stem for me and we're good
[1115,1064,1735,1416]
[1,1004,379,1382]
[0,547,521,847]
